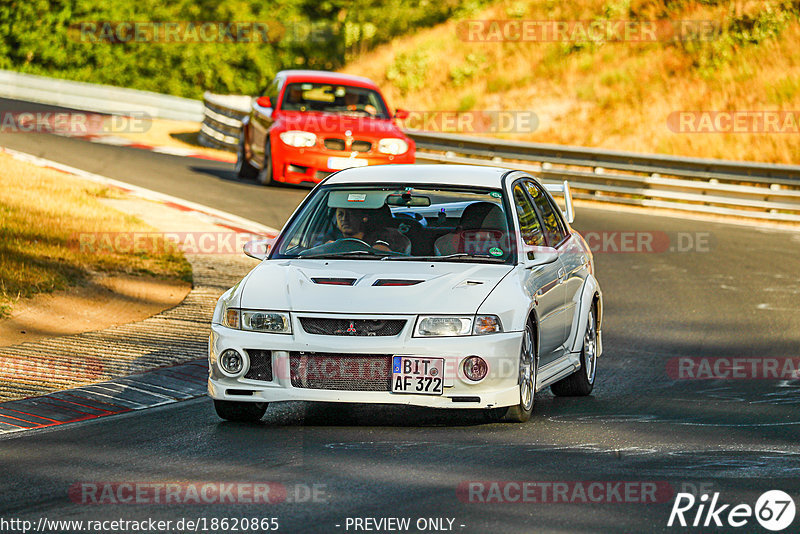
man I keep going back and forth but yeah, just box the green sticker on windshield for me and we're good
[489,247,503,257]
[490,192,502,198]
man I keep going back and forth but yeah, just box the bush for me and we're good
[0,0,480,99]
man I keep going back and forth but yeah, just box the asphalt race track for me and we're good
[1,98,800,533]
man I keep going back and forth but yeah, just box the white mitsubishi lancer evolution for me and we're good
[208,164,602,423]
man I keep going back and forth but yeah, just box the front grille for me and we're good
[289,352,391,391]
[324,138,346,150]
[299,317,406,336]
[244,349,273,382]
[351,140,371,152]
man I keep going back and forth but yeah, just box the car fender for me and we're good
[568,275,603,356]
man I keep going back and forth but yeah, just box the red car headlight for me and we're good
[279,130,317,147]
[378,138,409,155]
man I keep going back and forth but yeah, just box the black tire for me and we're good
[495,321,537,423]
[551,303,597,397]
[213,400,267,422]
[256,139,273,185]
[235,131,258,179]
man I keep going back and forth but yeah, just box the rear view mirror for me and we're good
[394,108,410,120]
[522,245,558,268]
[243,239,272,260]
[386,193,431,207]
[255,96,272,108]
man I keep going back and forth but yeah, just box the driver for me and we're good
[343,90,377,116]
[334,207,410,253]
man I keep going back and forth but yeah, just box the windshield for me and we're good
[280,82,390,119]
[272,184,516,263]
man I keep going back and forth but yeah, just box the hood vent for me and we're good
[373,279,424,287]
[311,277,356,286]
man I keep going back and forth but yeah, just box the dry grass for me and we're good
[0,153,192,316]
[343,0,800,163]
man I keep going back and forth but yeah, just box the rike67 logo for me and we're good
[668,490,796,531]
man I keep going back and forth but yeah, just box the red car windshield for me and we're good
[280,82,390,119]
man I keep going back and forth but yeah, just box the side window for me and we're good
[524,181,567,246]
[512,184,545,248]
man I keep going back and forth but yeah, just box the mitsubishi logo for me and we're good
[346,321,357,335]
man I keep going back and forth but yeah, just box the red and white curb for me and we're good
[0,145,277,237]
[0,146,280,435]
[56,132,235,162]
[0,360,207,435]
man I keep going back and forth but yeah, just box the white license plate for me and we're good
[391,356,444,395]
[327,157,368,170]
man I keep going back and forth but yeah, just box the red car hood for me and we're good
[277,111,405,139]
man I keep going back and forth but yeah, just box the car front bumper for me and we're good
[207,320,522,409]
[272,145,416,185]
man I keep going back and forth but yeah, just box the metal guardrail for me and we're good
[0,70,204,122]
[201,92,800,222]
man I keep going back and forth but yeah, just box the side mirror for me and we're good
[522,245,558,268]
[394,108,409,120]
[255,96,272,108]
[243,238,272,260]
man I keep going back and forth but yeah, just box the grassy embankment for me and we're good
[0,153,191,317]
[343,0,800,163]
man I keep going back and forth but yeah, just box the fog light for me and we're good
[463,356,488,381]
[220,349,244,375]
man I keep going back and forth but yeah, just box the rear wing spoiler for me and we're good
[543,180,575,224]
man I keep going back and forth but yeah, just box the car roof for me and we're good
[324,164,515,188]
[277,70,379,90]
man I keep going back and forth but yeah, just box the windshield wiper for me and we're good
[382,253,506,263]
[300,250,389,260]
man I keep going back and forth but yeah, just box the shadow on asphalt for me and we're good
[213,401,501,428]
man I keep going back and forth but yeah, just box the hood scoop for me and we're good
[372,279,424,287]
[311,277,357,286]
[454,280,485,288]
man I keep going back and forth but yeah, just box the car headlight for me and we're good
[415,316,473,337]
[377,138,409,155]
[414,315,503,337]
[222,307,292,334]
[279,130,317,147]
[242,311,292,333]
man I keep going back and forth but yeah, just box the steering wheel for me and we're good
[337,237,372,249]
[298,237,373,257]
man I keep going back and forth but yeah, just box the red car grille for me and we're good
[323,138,372,152]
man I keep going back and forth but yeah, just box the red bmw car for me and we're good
[236,70,416,186]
